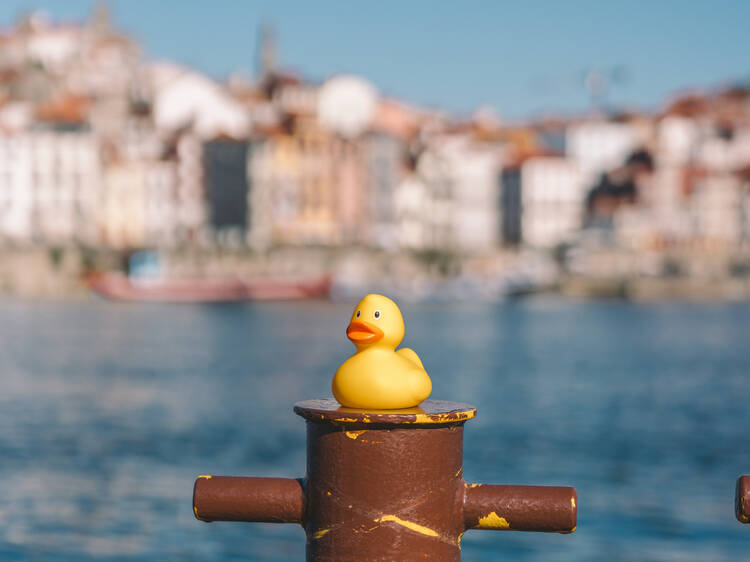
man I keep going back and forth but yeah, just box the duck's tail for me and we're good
[396,347,424,369]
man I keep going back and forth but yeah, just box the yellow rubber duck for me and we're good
[332,294,432,409]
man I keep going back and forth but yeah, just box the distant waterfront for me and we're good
[0,299,748,560]
[3,245,750,302]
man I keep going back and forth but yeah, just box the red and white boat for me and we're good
[87,273,332,303]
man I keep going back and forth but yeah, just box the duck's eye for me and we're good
[355,310,361,318]
[374,310,381,319]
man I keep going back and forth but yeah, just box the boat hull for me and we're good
[87,274,331,303]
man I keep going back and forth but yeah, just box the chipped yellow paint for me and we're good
[312,528,330,539]
[326,491,332,496]
[353,524,380,534]
[454,467,463,477]
[193,505,199,517]
[571,496,576,508]
[477,512,510,529]
[375,514,439,537]
[457,531,465,549]
[570,526,577,533]
[468,483,482,488]
[345,430,367,440]
[329,411,477,425]
[197,474,212,479]
[409,410,476,424]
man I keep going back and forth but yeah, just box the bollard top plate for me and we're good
[294,398,476,426]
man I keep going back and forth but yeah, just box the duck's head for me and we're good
[346,294,404,350]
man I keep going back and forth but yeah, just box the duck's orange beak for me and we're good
[346,320,384,344]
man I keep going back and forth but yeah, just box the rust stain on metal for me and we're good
[375,514,439,537]
[478,511,510,529]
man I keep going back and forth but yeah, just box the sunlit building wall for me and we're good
[246,137,273,250]
[248,123,369,249]
[99,157,183,250]
[99,161,146,249]
[144,160,179,248]
[395,146,454,251]
[175,134,206,244]
[0,130,100,246]
[394,174,432,250]
[566,120,638,183]
[395,136,501,252]
[335,138,367,245]
[34,130,100,245]
[0,135,33,241]
[520,156,585,248]
[438,138,500,252]
[690,173,743,249]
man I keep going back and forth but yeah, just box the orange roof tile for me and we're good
[35,94,91,124]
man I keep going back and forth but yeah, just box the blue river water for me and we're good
[0,298,748,561]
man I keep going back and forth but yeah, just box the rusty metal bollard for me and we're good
[736,475,750,523]
[194,399,577,560]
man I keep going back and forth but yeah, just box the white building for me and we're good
[520,156,585,248]
[394,174,433,250]
[144,160,179,248]
[175,133,206,244]
[690,173,743,248]
[437,137,500,252]
[0,129,100,245]
[566,120,638,182]
[150,64,250,140]
[404,136,501,252]
[657,116,699,166]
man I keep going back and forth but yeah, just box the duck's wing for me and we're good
[396,347,424,369]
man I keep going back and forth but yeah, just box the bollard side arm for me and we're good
[462,482,577,533]
[193,475,305,524]
[736,475,750,523]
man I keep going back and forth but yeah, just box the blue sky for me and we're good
[1,1,748,120]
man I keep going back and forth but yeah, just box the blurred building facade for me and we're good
[0,7,749,279]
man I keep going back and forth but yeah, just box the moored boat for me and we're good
[87,272,332,303]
